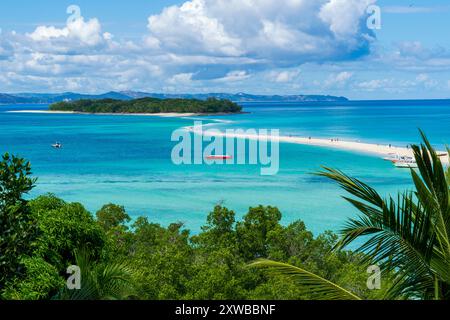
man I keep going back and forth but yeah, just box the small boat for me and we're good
[206,155,232,160]
[394,161,418,168]
[52,142,63,149]
[393,156,418,168]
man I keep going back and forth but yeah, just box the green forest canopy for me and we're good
[49,97,243,114]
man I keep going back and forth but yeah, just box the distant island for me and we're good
[1,91,348,104]
[49,97,243,114]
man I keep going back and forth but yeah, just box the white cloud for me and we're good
[335,71,353,82]
[146,0,376,67]
[147,0,243,56]
[356,76,441,93]
[415,73,438,89]
[168,73,194,84]
[324,71,353,88]
[319,0,375,38]
[416,73,429,82]
[214,70,250,82]
[268,69,301,83]
[28,17,106,47]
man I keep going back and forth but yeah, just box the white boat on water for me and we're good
[394,161,418,168]
[393,156,417,168]
[52,142,62,149]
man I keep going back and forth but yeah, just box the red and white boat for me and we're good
[206,155,232,160]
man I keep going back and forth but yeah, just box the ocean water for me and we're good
[1,101,449,235]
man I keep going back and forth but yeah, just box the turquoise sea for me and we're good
[1,100,449,235]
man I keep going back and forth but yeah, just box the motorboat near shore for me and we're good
[385,155,418,168]
[387,152,448,169]
[384,154,418,168]
[393,157,418,168]
[206,155,232,160]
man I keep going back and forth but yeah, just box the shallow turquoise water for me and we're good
[1,101,449,235]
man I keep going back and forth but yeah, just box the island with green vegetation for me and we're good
[49,97,243,114]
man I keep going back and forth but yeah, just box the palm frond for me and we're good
[411,131,450,284]
[445,148,450,185]
[316,168,436,298]
[250,259,362,300]
[316,131,450,299]
[54,248,136,300]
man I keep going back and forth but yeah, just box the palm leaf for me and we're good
[250,259,362,300]
[316,131,450,299]
[54,248,136,300]
[445,147,450,185]
[316,168,436,298]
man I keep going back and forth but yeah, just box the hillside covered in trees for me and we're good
[49,97,242,114]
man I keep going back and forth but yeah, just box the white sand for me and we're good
[186,126,449,164]
[6,110,199,117]
[8,110,75,114]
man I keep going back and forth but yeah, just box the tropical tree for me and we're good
[96,204,131,232]
[29,195,106,271]
[252,132,450,300]
[0,153,37,291]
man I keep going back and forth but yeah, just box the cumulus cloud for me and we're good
[0,36,14,60]
[387,41,450,72]
[28,17,108,48]
[147,0,377,68]
[356,75,442,93]
[267,69,301,83]
[168,73,194,85]
[355,78,419,93]
[324,71,353,88]
[415,73,438,89]
[147,0,243,56]
[214,70,250,82]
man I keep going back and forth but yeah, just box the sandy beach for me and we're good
[7,110,199,118]
[186,126,449,164]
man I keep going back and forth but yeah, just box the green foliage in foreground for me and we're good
[49,97,242,114]
[0,154,37,288]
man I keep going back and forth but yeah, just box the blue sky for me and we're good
[0,0,449,99]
